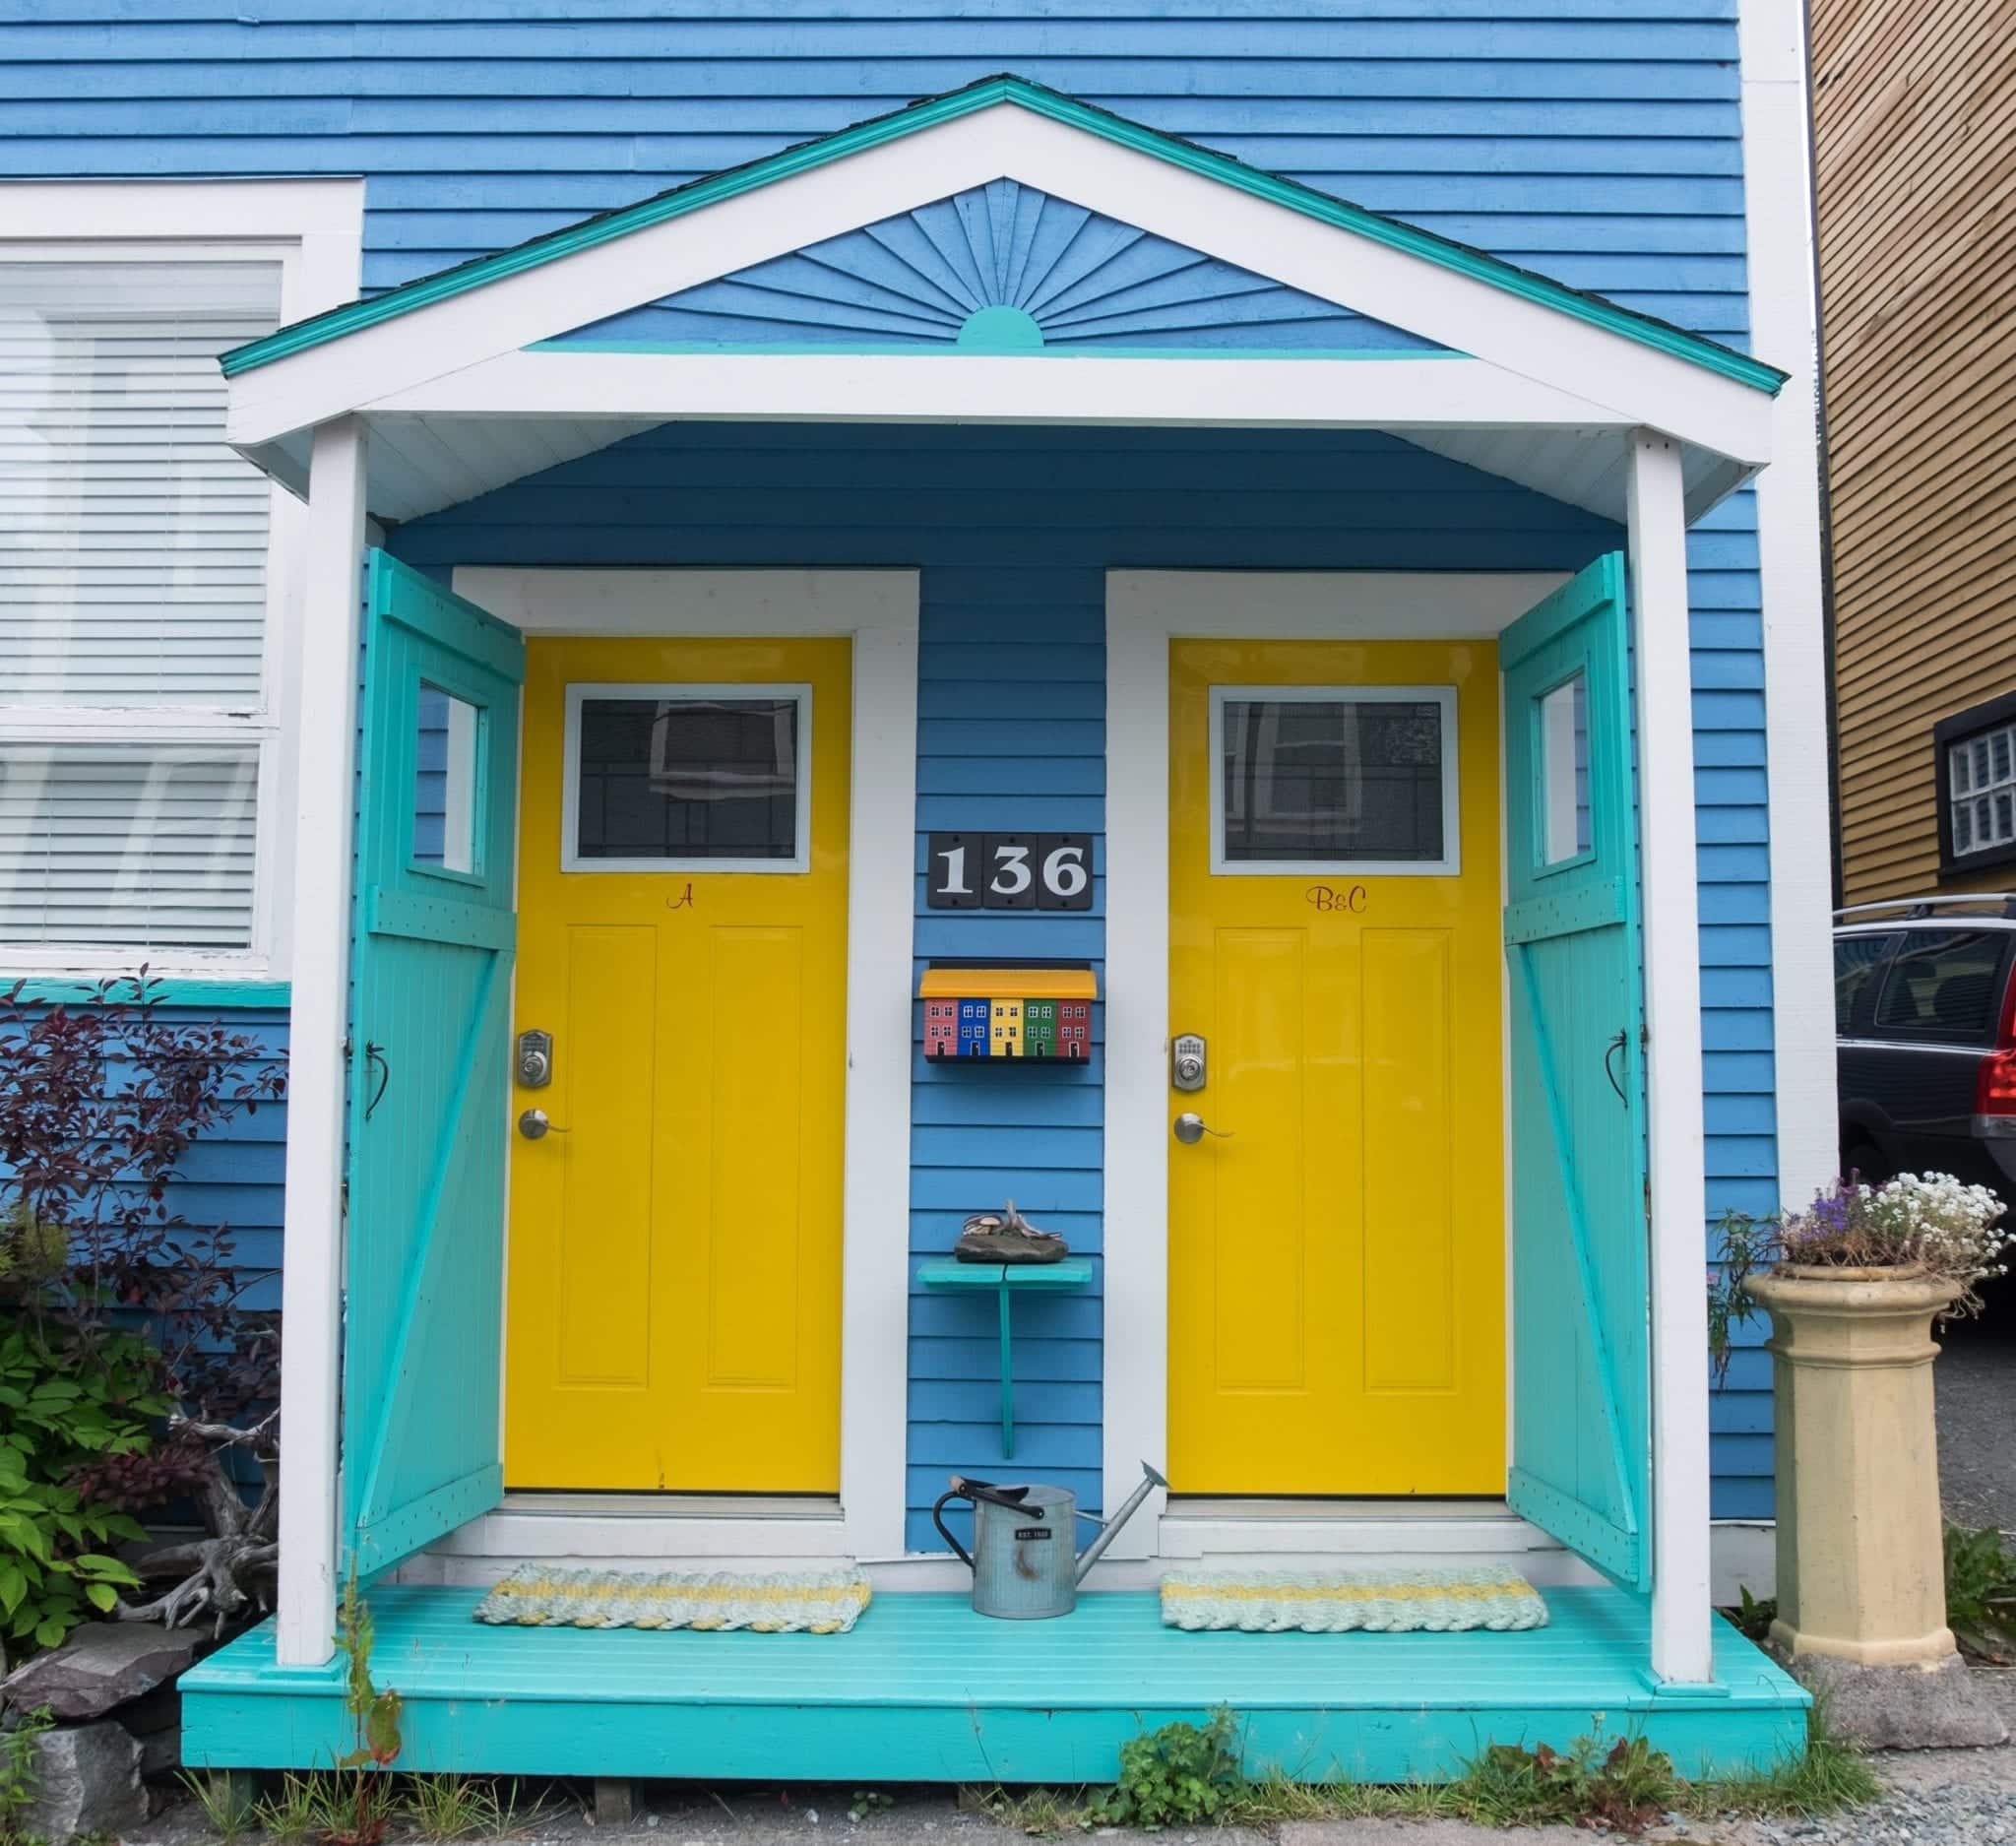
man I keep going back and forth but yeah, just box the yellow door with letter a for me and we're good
[506,637,850,1492]
[1167,638,1504,1495]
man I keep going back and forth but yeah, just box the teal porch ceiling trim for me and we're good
[219,76,1785,397]
[3,976,291,1010]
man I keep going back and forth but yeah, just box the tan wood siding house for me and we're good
[1813,0,2016,902]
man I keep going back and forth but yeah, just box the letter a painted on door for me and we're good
[342,552,523,1577]
[1501,553,1652,1590]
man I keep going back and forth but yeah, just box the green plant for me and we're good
[1684,1705,1882,1817]
[846,1791,896,1824]
[1728,1584,1778,1642]
[252,1772,324,1846]
[407,1774,508,1841]
[958,1785,1086,1837]
[1943,1521,2016,1662]
[324,1570,404,1846]
[1454,1733,1677,1835]
[180,1769,256,1843]
[0,1319,156,1651]
[1087,1707,1247,1830]
[0,1706,53,1846]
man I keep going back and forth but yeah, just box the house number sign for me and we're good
[927,832,1094,910]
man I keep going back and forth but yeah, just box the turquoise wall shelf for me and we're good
[917,1259,1094,1458]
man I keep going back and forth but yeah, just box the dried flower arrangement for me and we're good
[1707,1172,2010,1383]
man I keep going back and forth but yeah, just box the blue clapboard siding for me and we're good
[7,0,1776,1523]
[383,418,1783,1545]
[0,1000,288,1319]
[551,179,1445,352]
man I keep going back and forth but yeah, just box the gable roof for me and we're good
[221,73,1784,396]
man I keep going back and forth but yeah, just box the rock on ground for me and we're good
[23,1719,149,1846]
[0,1622,201,1722]
[1788,1650,2009,1751]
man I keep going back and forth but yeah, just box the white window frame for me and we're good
[0,181,363,980]
[559,680,814,874]
[1207,683,1461,876]
[1946,719,2016,859]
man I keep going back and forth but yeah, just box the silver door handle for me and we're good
[518,1108,569,1139]
[1173,1112,1230,1145]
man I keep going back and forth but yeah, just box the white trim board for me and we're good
[454,567,919,1565]
[1100,569,1564,1561]
[1740,0,1838,1208]
[223,104,1773,475]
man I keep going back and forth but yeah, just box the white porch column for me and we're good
[275,414,366,1668]
[1628,429,1717,1687]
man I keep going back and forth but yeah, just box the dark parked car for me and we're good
[1835,895,2016,1202]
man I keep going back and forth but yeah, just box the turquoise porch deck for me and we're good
[183,1587,1807,1785]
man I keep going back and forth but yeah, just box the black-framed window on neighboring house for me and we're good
[1936,689,2016,880]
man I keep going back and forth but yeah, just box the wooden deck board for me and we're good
[182,1586,1808,1784]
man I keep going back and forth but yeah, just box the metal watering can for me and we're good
[932,1460,1167,1620]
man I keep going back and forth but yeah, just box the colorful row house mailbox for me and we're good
[919,967,1096,1060]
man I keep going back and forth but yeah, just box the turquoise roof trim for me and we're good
[219,76,1786,397]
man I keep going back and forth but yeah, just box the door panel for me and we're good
[344,553,523,1576]
[1500,553,1650,1589]
[506,637,850,1492]
[1167,638,1504,1496]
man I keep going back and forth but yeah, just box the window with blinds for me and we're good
[0,255,283,955]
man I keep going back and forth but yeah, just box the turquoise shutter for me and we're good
[1500,553,1652,1590]
[342,552,524,1578]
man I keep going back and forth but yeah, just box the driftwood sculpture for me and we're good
[118,1411,279,1636]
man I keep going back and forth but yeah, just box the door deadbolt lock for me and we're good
[1171,1033,1206,1092]
[516,1028,553,1089]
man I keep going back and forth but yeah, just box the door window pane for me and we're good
[1538,672,1591,866]
[1219,691,1449,867]
[1872,928,2008,1043]
[0,259,284,705]
[413,682,481,874]
[1834,931,1898,1033]
[569,687,805,869]
[0,740,259,947]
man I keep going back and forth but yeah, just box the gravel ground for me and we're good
[1935,1317,2016,1535]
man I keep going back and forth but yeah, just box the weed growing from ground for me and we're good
[1084,1707,1247,1829]
[408,1774,507,1841]
[179,1770,255,1843]
[0,1707,51,1846]
[970,1701,1880,1838]
[1944,1521,2016,1661]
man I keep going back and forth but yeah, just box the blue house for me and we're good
[0,3,1834,1783]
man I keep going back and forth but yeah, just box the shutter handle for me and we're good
[1604,1029,1629,1107]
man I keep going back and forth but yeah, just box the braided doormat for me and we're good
[473,1566,872,1634]
[1161,1567,1548,1633]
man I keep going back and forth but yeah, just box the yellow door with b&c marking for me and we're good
[1167,638,1504,1495]
[505,637,850,1492]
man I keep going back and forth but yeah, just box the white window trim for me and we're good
[1208,683,1461,877]
[559,680,814,874]
[0,180,363,981]
[1946,721,2016,859]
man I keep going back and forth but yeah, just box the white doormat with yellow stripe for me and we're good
[473,1566,872,1634]
[1160,1567,1547,1633]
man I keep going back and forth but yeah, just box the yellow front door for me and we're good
[1167,639,1504,1495]
[505,637,850,1492]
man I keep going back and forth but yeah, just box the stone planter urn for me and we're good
[1749,1263,1958,1666]
[1748,1263,2006,1748]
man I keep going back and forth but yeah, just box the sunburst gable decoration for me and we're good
[542,178,1450,355]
